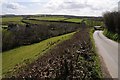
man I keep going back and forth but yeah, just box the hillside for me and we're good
[3,32,75,77]
[2,15,103,79]
[4,28,102,79]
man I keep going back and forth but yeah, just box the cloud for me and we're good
[2,2,31,15]
[59,2,91,9]
[3,3,23,10]
[1,0,119,16]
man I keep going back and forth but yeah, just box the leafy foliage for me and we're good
[2,32,74,77]
[6,28,102,79]
[2,22,80,51]
[103,11,119,33]
[103,11,120,42]
[103,29,120,42]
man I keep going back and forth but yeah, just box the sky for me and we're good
[1,0,119,16]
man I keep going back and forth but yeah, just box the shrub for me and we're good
[103,11,119,33]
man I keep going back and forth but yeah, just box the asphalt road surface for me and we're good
[93,31,118,78]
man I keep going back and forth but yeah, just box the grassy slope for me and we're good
[85,19,103,27]
[103,29,120,42]
[2,32,75,76]
[28,17,83,23]
[64,18,82,23]
[29,17,67,21]
[2,17,25,25]
[22,19,43,24]
[2,17,22,22]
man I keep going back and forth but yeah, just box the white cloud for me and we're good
[1,0,119,16]
[2,2,31,15]
[4,3,24,10]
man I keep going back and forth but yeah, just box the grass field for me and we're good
[1,17,25,25]
[85,19,103,27]
[22,19,43,24]
[64,18,82,23]
[30,17,83,23]
[29,17,67,21]
[2,32,75,76]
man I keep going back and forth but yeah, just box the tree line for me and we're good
[2,22,80,51]
[103,11,119,34]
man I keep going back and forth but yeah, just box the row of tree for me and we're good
[9,27,101,79]
[2,22,80,51]
[103,11,119,34]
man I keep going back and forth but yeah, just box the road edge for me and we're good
[91,29,112,79]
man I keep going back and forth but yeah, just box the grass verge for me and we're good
[2,32,75,77]
[103,29,120,42]
[89,28,103,78]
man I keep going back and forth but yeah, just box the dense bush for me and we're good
[103,11,119,33]
[103,29,120,42]
[85,20,103,27]
[2,30,16,51]
[103,11,120,42]
[2,22,80,51]
[6,28,102,79]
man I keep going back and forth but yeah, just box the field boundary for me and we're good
[23,19,81,24]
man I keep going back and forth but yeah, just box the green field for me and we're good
[2,32,75,76]
[29,17,83,23]
[29,17,67,21]
[22,19,43,24]
[85,19,103,27]
[64,18,82,23]
[1,17,25,25]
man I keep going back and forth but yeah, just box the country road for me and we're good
[93,31,118,78]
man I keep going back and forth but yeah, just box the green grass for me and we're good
[28,17,83,23]
[2,17,22,22]
[1,17,25,25]
[29,17,67,21]
[103,29,120,42]
[64,18,82,23]
[2,32,75,76]
[22,19,43,24]
[85,19,103,27]
[24,17,83,24]
[89,28,103,78]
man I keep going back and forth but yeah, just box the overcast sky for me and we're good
[1,0,119,16]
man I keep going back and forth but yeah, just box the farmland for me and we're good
[64,18,82,23]
[1,0,118,78]
[28,16,67,21]
[2,18,80,51]
[2,16,103,26]
[2,15,103,79]
[85,19,103,27]
[8,28,102,79]
[2,32,75,77]
[1,16,25,25]
[27,17,83,23]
